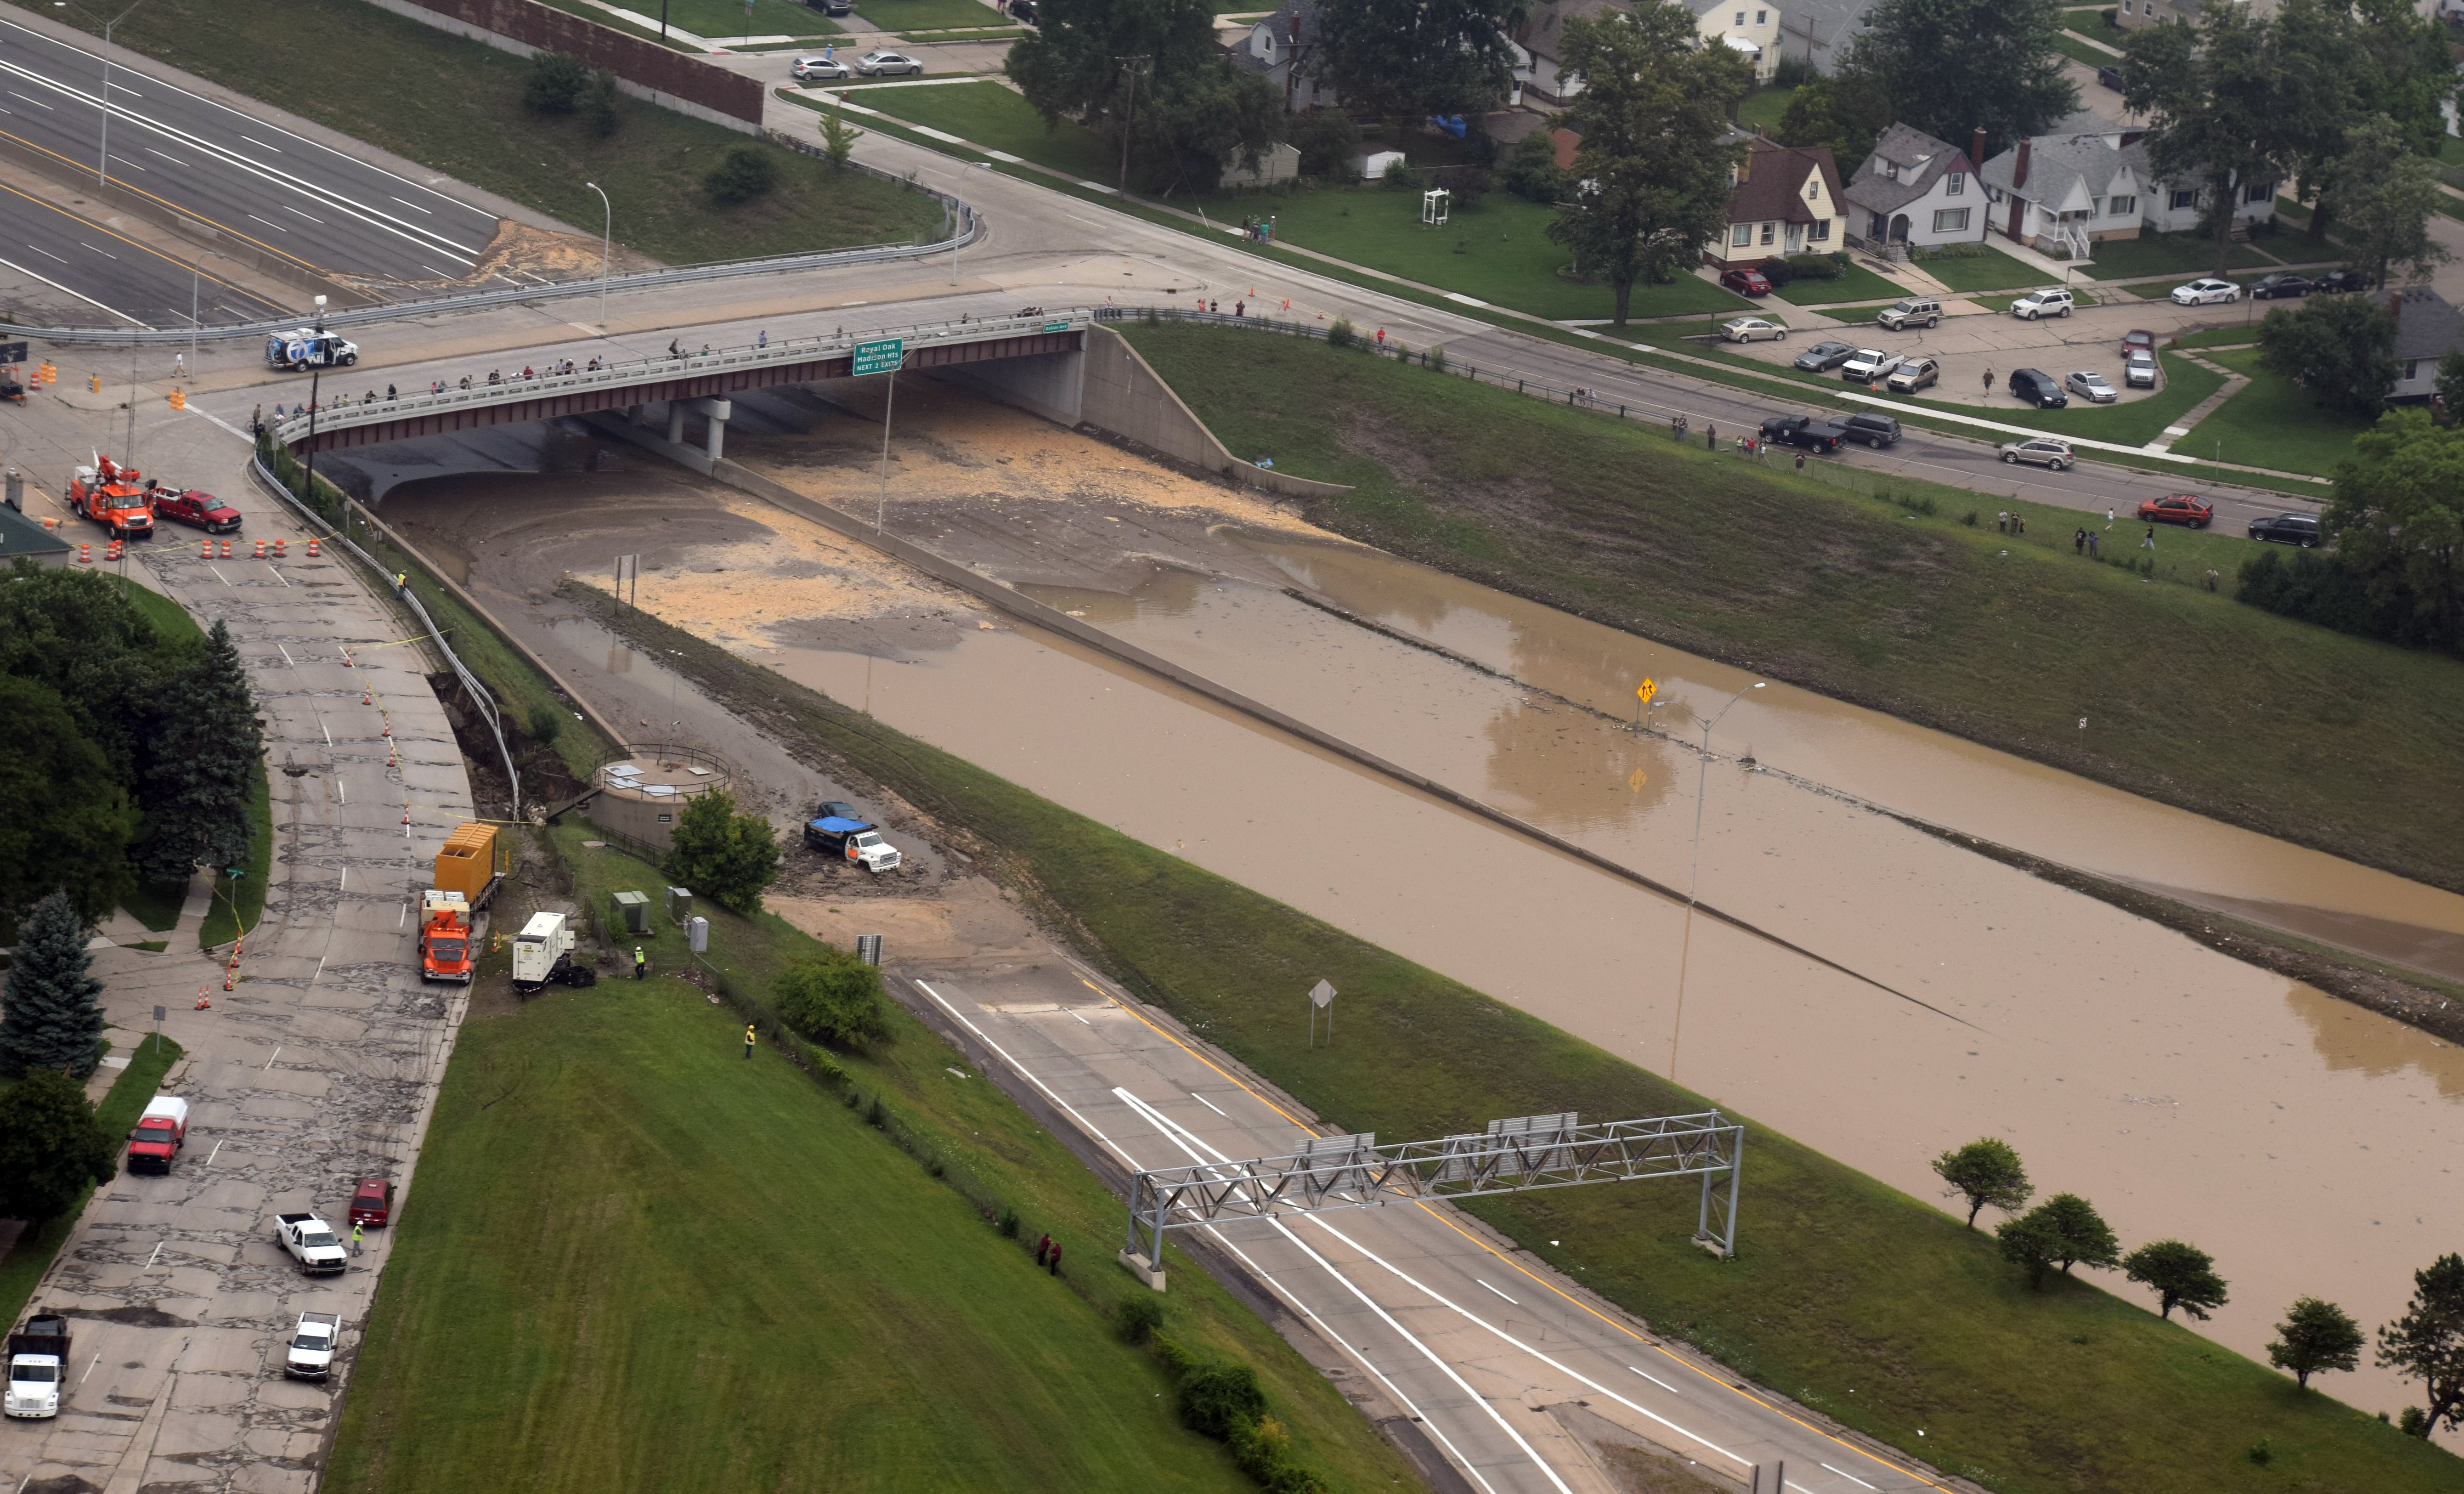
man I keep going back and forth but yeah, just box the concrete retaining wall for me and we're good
[1081,326,1351,502]
[362,0,764,132]
[936,347,1086,427]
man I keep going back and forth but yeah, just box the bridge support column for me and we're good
[666,402,686,444]
[689,398,733,462]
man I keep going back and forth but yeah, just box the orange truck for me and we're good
[66,455,157,540]
[418,825,505,983]
[418,890,474,984]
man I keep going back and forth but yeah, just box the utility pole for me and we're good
[1113,55,1149,192]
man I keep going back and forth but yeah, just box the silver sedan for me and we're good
[2065,370,2118,403]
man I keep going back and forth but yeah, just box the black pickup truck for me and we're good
[1758,415,1848,453]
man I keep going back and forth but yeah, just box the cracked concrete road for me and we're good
[0,396,475,1494]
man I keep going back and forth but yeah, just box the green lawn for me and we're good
[2178,348,2377,477]
[1735,85,1796,134]
[2065,7,2131,48]
[327,842,1416,1494]
[2085,230,2272,279]
[528,0,705,48]
[1767,261,1908,307]
[54,0,943,266]
[642,0,837,38]
[196,763,270,949]
[573,569,2464,1494]
[0,1037,184,1335]
[1909,243,2045,293]
[845,79,1118,180]
[857,0,1008,27]
[2052,30,2119,66]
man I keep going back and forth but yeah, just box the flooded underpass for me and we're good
[375,378,2464,1435]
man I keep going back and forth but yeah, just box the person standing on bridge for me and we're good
[757,330,769,348]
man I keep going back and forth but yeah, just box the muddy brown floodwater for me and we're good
[390,390,2464,1439]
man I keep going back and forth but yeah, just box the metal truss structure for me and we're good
[1124,1110,1745,1270]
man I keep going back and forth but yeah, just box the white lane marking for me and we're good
[283,204,323,224]
[265,1046,282,1070]
[146,146,186,165]
[205,1138,224,1166]
[337,779,345,804]
[245,212,287,231]
[28,244,68,262]
[81,1353,100,1384]
[277,644,296,668]
[239,134,283,152]
[1068,1009,1091,1025]
[206,563,232,586]
[1821,1462,1879,1491]
[1630,1365,1682,1394]
[109,153,144,170]
[269,565,289,588]
[311,955,326,985]
[391,195,432,213]
[75,240,117,259]
[396,900,404,928]
[1477,1279,1518,1305]
[910,981,1503,1494]
[0,252,138,322]
[1190,1091,1227,1117]
[6,88,52,108]
[1116,1088,1554,1494]
[317,714,331,747]
[144,1240,163,1267]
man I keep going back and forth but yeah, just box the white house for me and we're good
[1843,124,1988,250]
[1707,135,1845,267]
[1226,0,1336,112]
[1517,0,1777,105]
[1684,0,1783,85]
[1978,110,2271,256]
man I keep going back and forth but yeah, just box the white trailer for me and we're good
[511,911,596,993]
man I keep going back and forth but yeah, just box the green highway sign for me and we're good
[851,338,904,376]
[1042,321,1071,334]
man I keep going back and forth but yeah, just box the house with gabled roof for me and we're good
[1705,135,1844,268]
[1844,123,1987,251]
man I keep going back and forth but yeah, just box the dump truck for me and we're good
[124,1094,191,1174]
[67,454,156,540]
[803,817,902,875]
[432,823,505,909]
[4,1313,69,1419]
[418,889,474,984]
[511,911,595,993]
[284,1311,343,1379]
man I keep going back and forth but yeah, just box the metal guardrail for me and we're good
[267,307,1089,447]
[20,150,978,345]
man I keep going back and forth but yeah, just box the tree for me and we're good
[2326,409,2464,650]
[1544,6,1749,326]
[2032,1193,2120,1275]
[1775,74,1894,171]
[1499,129,1567,203]
[1008,0,1282,194]
[583,68,620,138]
[1289,109,1362,179]
[523,51,592,114]
[2436,349,2464,421]
[2256,294,2396,417]
[2329,115,2448,290]
[819,98,863,170]
[1995,1209,2063,1289]
[704,145,779,206]
[1314,0,1526,122]
[2122,3,2337,276]
[139,619,260,887]
[1931,1137,2031,1227]
[0,891,107,1080]
[1838,0,2074,156]
[0,679,137,928]
[772,945,893,1048]
[0,561,183,787]
[0,1071,116,1228]
[2377,1253,2464,1437]
[2267,1296,2364,1389]
[664,788,780,913]
[2123,1239,2229,1321]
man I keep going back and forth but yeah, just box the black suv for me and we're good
[2314,269,2367,294]
[2097,64,2125,91]
[1837,412,1900,448]
[2249,513,2322,547]
[2009,368,2068,408]
[2249,273,2314,300]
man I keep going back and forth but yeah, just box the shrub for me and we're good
[1772,54,1812,86]
[704,145,780,206]
[663,787,780,911]
[583,68,619,137]
[523,51,591,114]
[1382,160,1421,191]
[1448,165,1492,210]
[1500,130,1566,203]
[1289,109,1361,178]
[523,702,564,743]
[1784,251,1847,280]
[772,945,893,1048]
[1178,1360,1267,1437]
[1429,344,1448,373]
[1116,1294,1163,1344]
[1757,256,1797,287]
[1326,317,1357,349]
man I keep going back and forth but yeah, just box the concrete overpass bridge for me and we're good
[269,308,1095,466]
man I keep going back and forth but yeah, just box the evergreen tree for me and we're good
[140,619,261,885]
[0,1070,117,1228]
[0,890,107,1080]
[0,677,138,928]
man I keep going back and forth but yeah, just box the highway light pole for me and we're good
[584,181,611,331]
[56,0,145,187]
[1667,679,1763,1085]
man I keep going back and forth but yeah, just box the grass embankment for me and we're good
[0,1037,184,1332]
[1119,323,2464,895]
[58,0,942,266]
[2179,348,2378,478]
[326,835,1419,1494]
[857,0,1009,28]
[566,584,2462,1494]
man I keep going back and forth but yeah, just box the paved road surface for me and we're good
[0,174,285,325]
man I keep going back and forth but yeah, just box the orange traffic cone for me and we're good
[362,686,372,706]
[168,389,186,411]
[197,994,212,1008]
[253,539,266,559]
[342,648,353,668]
[77,543,90,564]
[106,541,123,560]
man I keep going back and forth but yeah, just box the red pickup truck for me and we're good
[125,1096,189,1175]
[152,488,242,534]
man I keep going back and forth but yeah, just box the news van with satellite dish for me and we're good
[265,328,358,371]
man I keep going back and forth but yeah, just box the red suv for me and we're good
[1719,267,1772,296]
[154,489,243,533]
[349,1178,395,1227]
[2138,493,2213,528]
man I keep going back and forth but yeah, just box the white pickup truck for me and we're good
[272,1213,349,1275]
[284,1311,343,1379]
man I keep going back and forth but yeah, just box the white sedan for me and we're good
[2171,278,2240,305]
[1718,317,1788,343]
[2065,370,2118,403]
[853,50,924,76]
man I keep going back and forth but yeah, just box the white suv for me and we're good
[2010,288,2075,320]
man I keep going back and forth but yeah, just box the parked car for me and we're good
[1998,436,2075,470]
[1007,0,1035,19]
[1841,347,1904,382]
[272,1213,348,1275]
[1884,356,1939,393]
[1837,411,1902,447]
[789,54,849,80]
[2010,287,2074,320]
[2097,63,2126,91]
[152,488,242,533]
[814,799,860,821]
[2249,512,2322,546]
[2066,370,2118,403]
[1876,297,1943,331]
[349,1178,395,1227]
[1719,267,1773,297]
[1792,340,1858,372]
[284,1312,342,1381]
[2125,349,2159,388]
[2139,493,2214,528]
[2314,269,2367,294]
[2008,368,2068,408]
[1758,414,1847,452]
[2121,328,2157,357]
[1719,316,1788,343]
[2171,278,2240,305]
[853,50,924,76]
[2248,272,2314,300]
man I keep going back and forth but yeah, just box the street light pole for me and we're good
[300,294,327,508]
[1667,680,1764,1084]
[57,0,146,187]
[584,181,612,331]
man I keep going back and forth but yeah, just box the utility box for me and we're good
[666,886,693,925]
[855,933,883,967]
[610,889,650,934]
[433,823,505,907]
[687,916,709,953]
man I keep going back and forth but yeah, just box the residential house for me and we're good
[1978,109,2272,256]
[2379,285,2464,401]
[1226,0,1335,112]
[1684,0,1783,84]
[1843,123,1987,251]
[1775,0,1882,75]
[1707,135,1845,267]
[1517,0,1776,106]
